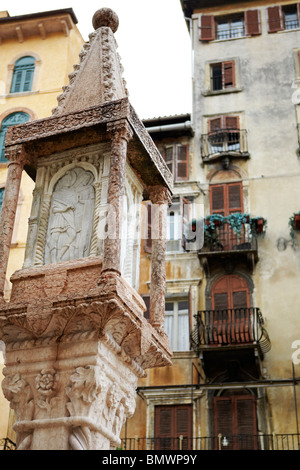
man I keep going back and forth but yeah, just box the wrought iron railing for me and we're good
[201,129,248,160]
[201,221,257,254]
[0,438,16,450]
[190,307,271,354]
[120,433,300,450]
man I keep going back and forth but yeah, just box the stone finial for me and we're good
[92,8,119,32]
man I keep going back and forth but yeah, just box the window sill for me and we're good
[203,87,243,97]
[3,91,39,98]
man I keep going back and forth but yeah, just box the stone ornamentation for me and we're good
[0,7,173,450]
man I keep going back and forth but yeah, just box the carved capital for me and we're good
[107,119,133,143]
[4,144,30,167]
[148,185,172,205]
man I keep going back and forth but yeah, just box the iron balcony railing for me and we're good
[191,307,271,354]
[201,222,258,254]
[201,129,248,160]
[120,434,300,451]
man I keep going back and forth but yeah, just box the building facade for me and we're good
[122,0,300,450]
[0,8,84,446]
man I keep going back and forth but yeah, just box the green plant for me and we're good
[226,212,250,239]
[289,212,300,239]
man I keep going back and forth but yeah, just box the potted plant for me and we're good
[226,212,250,240]
[289,212,300,238]
[250,216,267,235]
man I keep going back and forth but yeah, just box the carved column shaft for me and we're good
[102,119,133,274]
[0,145,28,301]
[148,186,172,330]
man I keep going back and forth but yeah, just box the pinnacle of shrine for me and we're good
[52,8,128,115]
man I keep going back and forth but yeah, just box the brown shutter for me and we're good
[228,182,243,213]
[200,15,215,41]
[155,405,192,450]
[164,146,174,175]
[236,396,258,449]
[222,61,235,88]
[267,6,283,33]
[225,115,239,130]
[232,290,248,309]
[213,292,229,310]
[210,185,225,215]
[245,9,261,35]
[208,117,222,133]
[175,406,192,450]
[176,145,189,180]
[214,398,234,449]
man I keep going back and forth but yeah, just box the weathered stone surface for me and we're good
[0,7,173,450]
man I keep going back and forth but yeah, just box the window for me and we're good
[155,405,192,450]
[208,116,240,152]
[267,4,300,32]
[200,10,261,41]
[0,188,4,212]
[10,56,35,93]
[164,299,190,351]
[210,62,235,91]
[216,16,245,40]
[160,144,189,181]
[0,112,30,162]
[210,274,252,345]
[214,392,258,450]
[210,182,243,216]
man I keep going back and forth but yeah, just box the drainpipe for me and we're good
[145,121,192,134]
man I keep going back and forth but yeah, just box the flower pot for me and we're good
[256,218,264,233]
[294,214,300,229]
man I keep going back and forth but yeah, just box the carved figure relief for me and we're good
[44,167,95,264]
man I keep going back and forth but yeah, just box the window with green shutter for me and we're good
[10,56,35,93]
[0,112,30,162]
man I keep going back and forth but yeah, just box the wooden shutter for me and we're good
[162,146,174,175]
[208,117,222,133]
[176,145,188,180]
[155,405,192,450]
[200,15,215,41]
[245,9,261,35]
[222,61,235,88]
[232,290,248,309]
[214,395,257,450]
[225,115,239,130]
[228,182,243,213]
[210,185,225,215]
[267,6,283,33]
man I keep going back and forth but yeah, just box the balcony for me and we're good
[190,307,271,378]
[191,308,270,353]
[198,217,264,273]
[201,129,249,162]
[120,434,300,451]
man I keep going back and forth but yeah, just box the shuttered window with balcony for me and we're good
[154,405,192,450]
[210,182,243,216]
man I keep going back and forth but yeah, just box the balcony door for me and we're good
[210,182,246,250]
[210,274,252,344]
[214,391,258,450]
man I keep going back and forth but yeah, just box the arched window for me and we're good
[10,56,35,93]
[0,112,30,162]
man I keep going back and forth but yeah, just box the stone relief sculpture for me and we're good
[44,167,95,264]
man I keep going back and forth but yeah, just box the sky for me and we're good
[7,0,193,120]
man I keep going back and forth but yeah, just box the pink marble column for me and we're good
[0,145,28,302]
[148,185,172,331]
[102,119,133,274]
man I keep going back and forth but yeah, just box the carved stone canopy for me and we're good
[4,9,173,193]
